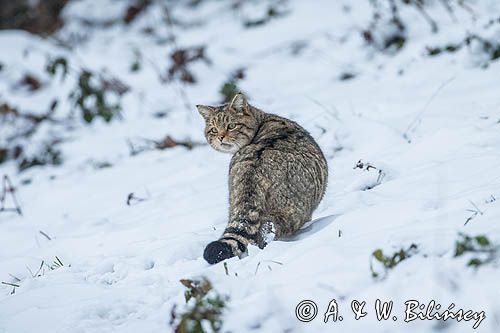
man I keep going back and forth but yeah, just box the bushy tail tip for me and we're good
[203,240,235,264]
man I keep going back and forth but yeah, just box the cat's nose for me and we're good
[218,132,227,142]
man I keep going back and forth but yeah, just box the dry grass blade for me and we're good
[1,281,20,288]
[39,230,52,240]
[255,260,283,275]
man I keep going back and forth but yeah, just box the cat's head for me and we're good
[196,94,259,154]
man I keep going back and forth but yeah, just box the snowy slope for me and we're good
[1,0,500,332]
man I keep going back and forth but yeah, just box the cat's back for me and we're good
[238,113,325,161]
[230,111,327,211]
[231,112,327,183]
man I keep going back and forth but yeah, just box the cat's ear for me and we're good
[229,93,249,113]
[196,105,215,120]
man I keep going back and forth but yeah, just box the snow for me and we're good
[1,0,500,332]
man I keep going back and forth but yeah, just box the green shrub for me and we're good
[170,278,228,333]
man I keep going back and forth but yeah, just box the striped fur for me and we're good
[197,94,328,264]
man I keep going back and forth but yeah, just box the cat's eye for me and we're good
[209,128,218,134]
[227,123,236,130]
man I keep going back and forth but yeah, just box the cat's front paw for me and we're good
[203,241,234,264]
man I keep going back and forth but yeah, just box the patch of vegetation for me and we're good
[427,33,500,67]
[130,60,141,72]
[454,233,498,268]
[370,243,418,278]
[220,81,240,103]
[46,56,69,80]
[170,277,228,333]
[363,0,408,53]
[364,0,473,54]
[18,144,63,171]
[2,256,67,295]
[48,57,129,123]
[466,34,500,65]
[167,46,211,84]
[2,57,129,171]
[426,44,461,56]
[69,69,129,123]
[0,145,23,165]
[129,49,143,73]
[220,68,245,103]
[242,5,289,28]
[0,101,60,169]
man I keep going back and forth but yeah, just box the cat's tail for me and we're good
[203,239,243,264]
[203,227,251,264]
[203,219,276,264]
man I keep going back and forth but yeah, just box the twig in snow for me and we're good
[486,195,496,203]
[353,160,386,189]
[254,260,283,275]
[439,0,457,22]
[162,5,206,111]
[1,281,19,294]
[43,256,66,271]
[307,97,342,122]
[254,262,261,275]
[412,0,438,33]
[0,175,23,216]
[27,260,45,278]
[126,190,151,206]
[354,160,378,172]
[455,0,477,21]
[403,77,455,143]
[8,274,21,282]
[127,135,205,156]
[464,200,484,225]
[47,256,64,271]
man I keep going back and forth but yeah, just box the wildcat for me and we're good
[197,93,328,264]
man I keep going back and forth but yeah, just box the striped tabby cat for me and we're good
[197,94,328,264]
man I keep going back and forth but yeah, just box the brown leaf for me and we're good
[160,135,178,149]
[179,279,193,289]
[124,2,149,24]
[0,103,18,116]
[19,74,42,91]
[171,50,188,67]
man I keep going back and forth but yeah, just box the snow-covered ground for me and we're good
[1,0,500,332]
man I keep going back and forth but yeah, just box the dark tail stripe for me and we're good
[239,217,259,225]
[220,236,246,252]
[224,227,258,241]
